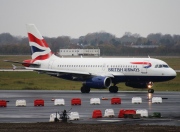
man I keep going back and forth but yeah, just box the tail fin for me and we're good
[26,24,52,60]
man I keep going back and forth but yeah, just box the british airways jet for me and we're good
[5,24,177,93]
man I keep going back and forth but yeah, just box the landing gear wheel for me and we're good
[109,86,118,93]
[85,87,90,93]
[148,89,154,93]
[109,86,113,93]
[113,86,118,93]
[81,86,86,93]
[81,86,90,93]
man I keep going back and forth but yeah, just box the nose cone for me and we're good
[169,68,177,80]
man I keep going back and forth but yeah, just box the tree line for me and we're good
[0,32,180,56]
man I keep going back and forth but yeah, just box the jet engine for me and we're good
[83,76,112,89]
[125,81,153,88]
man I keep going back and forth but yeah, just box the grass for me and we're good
[0,71,179,91]
[0,71,82,90]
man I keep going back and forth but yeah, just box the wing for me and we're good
[25,67,124,78]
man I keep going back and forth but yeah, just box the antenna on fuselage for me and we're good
[148,55,150,58]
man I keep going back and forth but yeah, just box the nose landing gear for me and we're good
[147,82,154,93]
[148,89,154,93]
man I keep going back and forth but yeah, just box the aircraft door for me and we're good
[141,61,149,74]
[48,60,54,69]
[102,63,106,71]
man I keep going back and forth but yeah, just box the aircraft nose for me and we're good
[170,69,177,79]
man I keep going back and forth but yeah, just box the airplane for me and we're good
[5,24,177,93]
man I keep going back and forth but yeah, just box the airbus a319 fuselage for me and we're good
[5,24,177,93]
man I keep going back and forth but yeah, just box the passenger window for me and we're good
[155,65,158,68]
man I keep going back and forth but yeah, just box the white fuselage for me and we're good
[34,55,176,83]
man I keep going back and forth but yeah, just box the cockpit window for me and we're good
[163,64,169,68]
[158,65,162,68]
[155,64,169,68]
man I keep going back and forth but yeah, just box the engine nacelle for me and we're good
[83,76,112,89]
[125,82,153,88]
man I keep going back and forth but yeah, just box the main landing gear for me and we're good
[81,86,90,93]
[109,86,118,93]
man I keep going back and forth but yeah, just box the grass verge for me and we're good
[0,71,179,91]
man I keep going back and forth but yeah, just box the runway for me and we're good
[0,90,180,126]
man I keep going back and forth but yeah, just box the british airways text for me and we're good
[108,68,140,72]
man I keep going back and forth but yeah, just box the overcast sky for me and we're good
[0,0,180,38]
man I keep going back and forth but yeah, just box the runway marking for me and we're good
[97,120,122,122]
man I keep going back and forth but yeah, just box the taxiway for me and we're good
[0,90,179,126]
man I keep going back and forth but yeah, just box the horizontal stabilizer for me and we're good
[4,60,40,67]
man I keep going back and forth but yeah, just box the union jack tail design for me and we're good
[26,24,52,62]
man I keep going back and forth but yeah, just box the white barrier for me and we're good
[104,109,115,117]
[132,97,142,104]
[49,113,60,122]
[152,97,162,104]
[69,112,80,120]
[136,109,148,117]
[16,100,26,107]
[90,98,100,105]
[54,99,65,106]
